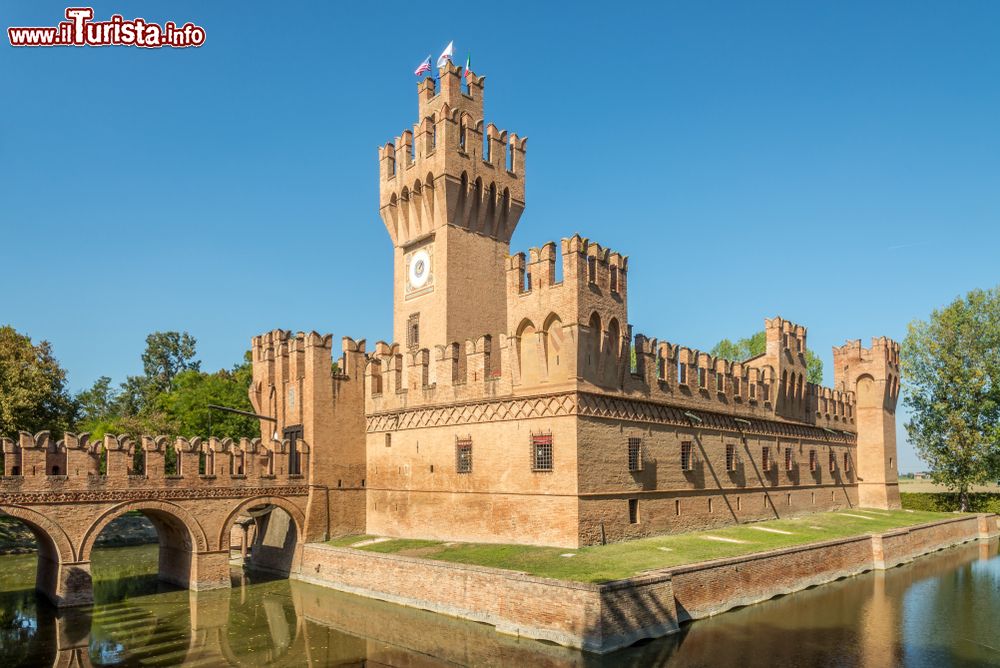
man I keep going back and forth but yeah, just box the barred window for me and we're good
[726,443,737,471]
[628,437,642,472]
[785,447,793,471]
[829,451,837,473]
[681,441,693,471]
[762,446,771,472]
[456,438,472,473]
[809,449,817,472]
[678,361,688,385]
[532,433,553,471]
[844,452,851,473]
[407,313,420,349]
[716,373,724,392]
[749,380,757,400]
[698,367,707,388]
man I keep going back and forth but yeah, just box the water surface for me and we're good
[1,539,998,667]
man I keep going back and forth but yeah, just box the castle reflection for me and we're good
[0,540,997,667]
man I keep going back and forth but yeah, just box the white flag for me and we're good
[436,40,454,68]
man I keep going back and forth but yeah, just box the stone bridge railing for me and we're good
[0,431,309,496]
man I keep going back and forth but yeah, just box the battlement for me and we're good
[627,330,856,432]
[0,431,309,490]
[832,336,901,404]
[507,235,628,307]
[378,65,527,247]
[765,316,808,358]
[365,332,514,414]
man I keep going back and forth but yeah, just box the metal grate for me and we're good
[681,441,693,471]
[456,438,472,473]
[628,437,642,472]
[532,433,553,471]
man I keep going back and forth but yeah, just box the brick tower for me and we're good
[378,62,527,351]
[833,337,903,509]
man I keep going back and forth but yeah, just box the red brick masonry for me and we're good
[296,514,999,653]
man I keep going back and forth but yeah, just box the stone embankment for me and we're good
[294,513,999,654]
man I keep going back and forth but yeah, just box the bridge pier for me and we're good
[40,560,94,608]
[191,550,233,590]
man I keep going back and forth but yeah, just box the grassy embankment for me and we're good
[326,508,954,583]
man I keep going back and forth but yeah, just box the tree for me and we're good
[710,330,824,384]
[902,286,1000,511]
[76,376,117,423]
[156,352,257,437]
[0,326,76,436]
[141,331,200,395]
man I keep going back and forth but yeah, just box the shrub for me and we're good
[901,492,1000,514]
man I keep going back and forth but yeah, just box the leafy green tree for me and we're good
[141,331,200,395]
[0,325,75,436]
[76,376,117,423]
[156,353,257,437]
[902,286,1000,511]
[710,330,824,384]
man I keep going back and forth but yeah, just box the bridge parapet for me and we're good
[0,431,309,495]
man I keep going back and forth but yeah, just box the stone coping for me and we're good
[311,513,993,588]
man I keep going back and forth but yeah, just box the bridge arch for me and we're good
[80,500,210,591]
[80,500,209,561]
[220,495,305,576]
[218,495,305,550]
[0,504,76,600]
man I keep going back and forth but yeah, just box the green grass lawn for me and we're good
[325,509,955,583]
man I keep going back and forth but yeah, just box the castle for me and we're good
[248,63,902,549]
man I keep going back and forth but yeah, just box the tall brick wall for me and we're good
[366,414,580,546]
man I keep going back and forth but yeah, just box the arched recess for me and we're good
[80,500,209,590]
[0,505,75,598]
[219,496,306,576]
[605,318,622,383]
[542,313,565,380]
[587,312,602,374]
[516,318,540,386]
[855,373,877,406]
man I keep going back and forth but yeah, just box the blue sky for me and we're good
[3,1,998,472]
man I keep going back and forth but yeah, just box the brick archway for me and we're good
[79,499,209,562]
[218,495,305,550]
[0,504,75,561]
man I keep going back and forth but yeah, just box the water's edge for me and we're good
[292,513,1000,653]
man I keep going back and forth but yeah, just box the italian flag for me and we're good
[464,54,473,79]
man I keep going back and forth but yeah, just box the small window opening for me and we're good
[681,441,693,471]
[628,437,642,472]
[628,499,639,524]
[456,438,473,473]
[532,433,553,471]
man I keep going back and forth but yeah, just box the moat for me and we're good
[1,539,998,667]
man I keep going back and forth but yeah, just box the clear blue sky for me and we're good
[3,1,998,472]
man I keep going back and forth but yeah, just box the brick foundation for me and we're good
[295,514,998,653]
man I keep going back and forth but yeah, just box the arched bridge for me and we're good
[0,430,311,607]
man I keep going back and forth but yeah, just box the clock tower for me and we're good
[378,62,526,351]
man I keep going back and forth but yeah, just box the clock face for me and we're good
[409,249,431,288]
[404,244,434,298]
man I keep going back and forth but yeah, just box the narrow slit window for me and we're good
[628,498,639,524]
[809,449,817,472]
[762,446,771,472]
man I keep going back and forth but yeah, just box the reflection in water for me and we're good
[0,540,998,667]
